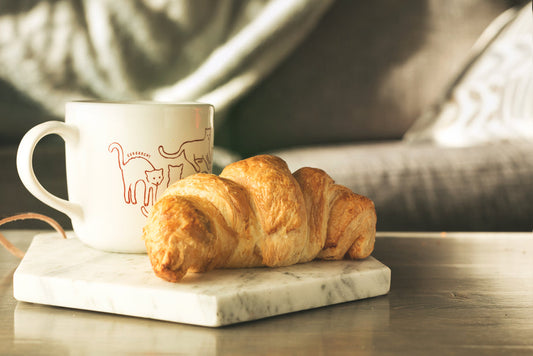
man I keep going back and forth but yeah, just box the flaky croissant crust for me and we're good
[143,155,376,282]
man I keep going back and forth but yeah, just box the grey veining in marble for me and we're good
[13,232,391,327]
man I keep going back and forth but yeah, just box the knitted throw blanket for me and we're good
[0,0,333,123]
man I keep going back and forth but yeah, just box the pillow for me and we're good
[404,3,532,147]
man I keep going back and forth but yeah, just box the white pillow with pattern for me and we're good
[404,3,532,147]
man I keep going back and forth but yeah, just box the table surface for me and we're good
[1,230,532,355]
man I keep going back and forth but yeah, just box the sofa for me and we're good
[1,0,531,232]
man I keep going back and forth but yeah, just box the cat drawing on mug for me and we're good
[158,128,212,173]
[109,142,164,217]
[166,164,184,187]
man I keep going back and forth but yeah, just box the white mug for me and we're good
[17,101,214,253]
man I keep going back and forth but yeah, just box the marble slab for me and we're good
[13,232,391,327]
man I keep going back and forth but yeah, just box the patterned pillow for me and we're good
[404,3,532,146]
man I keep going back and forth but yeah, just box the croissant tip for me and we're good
[154,266,187,283]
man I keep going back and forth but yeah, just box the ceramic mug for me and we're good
[17,101,214,253]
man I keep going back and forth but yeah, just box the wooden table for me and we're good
[1,230,532,355]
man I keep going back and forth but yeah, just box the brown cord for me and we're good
[0,213,67,259]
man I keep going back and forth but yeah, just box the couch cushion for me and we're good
[3,140,532,232]
[270,141,533,231]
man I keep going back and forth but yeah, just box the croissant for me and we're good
[143,155,376,282]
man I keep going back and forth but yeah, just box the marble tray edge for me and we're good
[13,233,392,327]
[13,263,391,327]
[212,261,391,326]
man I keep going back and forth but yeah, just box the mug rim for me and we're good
[67,100,214,109]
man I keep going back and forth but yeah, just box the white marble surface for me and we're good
[13,232,391,327]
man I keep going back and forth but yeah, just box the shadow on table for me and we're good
[14,296,390,354]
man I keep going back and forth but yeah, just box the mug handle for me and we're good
[16,121,83,222]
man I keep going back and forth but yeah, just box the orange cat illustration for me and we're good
[109,142,163,217]
[166,163,184,187]
[158,128,212,173]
